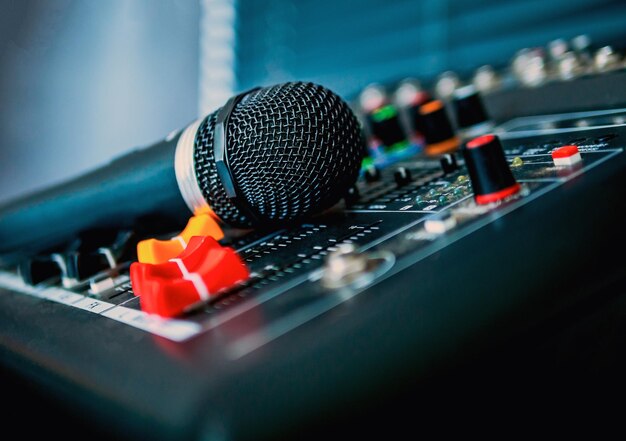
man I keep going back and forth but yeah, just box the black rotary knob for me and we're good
[439,153,458,174]
[419,100,460,156]
[363,165,381,183]
[366,104,409,151]
[344,185,360,206]
[452,85,495,139]
[393,167,412,186]
[462,134,521,204]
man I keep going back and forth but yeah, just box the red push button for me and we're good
[552,145,582,166]
[130,236,249,317]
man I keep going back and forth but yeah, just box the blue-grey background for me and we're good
[236,0,626,94]
[0,1,200,203]
[1,0,625,204]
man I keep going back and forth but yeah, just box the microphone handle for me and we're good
[0,133,191,259]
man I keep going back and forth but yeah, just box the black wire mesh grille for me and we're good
[194,82,365,227]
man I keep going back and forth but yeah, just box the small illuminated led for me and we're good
[424,213,457,235]
[456,175,469,183]
[510,156,524,167]
[552,145,582,166]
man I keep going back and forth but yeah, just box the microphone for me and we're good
[0,82,365,258]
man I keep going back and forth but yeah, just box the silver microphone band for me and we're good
[174,119,211,214]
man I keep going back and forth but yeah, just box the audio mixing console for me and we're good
[1,124,623,344]
[1,118,626,439]
[1,35,626,440]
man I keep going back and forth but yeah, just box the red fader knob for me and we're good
[130,236,249,317]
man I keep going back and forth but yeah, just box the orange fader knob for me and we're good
[137,213,224,264]
[130,236,249,317]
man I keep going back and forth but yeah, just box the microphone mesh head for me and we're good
[194,82,365,227]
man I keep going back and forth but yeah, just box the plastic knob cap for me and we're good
[463,134,521,204]
[130,236,249,317]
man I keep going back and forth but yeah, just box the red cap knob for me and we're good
[463,134,521,204]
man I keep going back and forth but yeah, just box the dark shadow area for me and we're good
[289,278,626,438]
[4,277,626,440]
